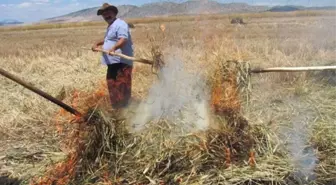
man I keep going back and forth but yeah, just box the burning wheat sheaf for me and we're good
[29,59,258,185]
[28,58,325,185]
[210,60,250,131]
[31,83,108,185]
[211,72,241,114]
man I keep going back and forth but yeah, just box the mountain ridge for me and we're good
[0,19,24,26]
[42,1,268,23]
[41,1,336,23]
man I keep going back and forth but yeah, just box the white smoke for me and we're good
[131,54,210,134]
[281,99,318,181]
[286,117,317,180]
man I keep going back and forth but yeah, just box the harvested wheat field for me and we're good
[0,11,335,185]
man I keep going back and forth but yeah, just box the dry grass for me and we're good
[0,12,335,185]
[0,10,334,32]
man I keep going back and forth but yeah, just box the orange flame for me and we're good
[225,147,231,167]
[71,89,79,108]
[210,72,241,115]
[94,80,107,98]
[248,150,256,167]
[31,152,78,185]
[102,171,113,185]
[32,80,110,185]
[34,73,134,185]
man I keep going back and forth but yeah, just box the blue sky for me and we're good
[1,0,335,23]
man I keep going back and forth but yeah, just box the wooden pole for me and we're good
[85,48,154,65]
[250,66,336,73]
[0,68,83,117]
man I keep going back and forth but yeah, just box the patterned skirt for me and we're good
[106,63,132,109]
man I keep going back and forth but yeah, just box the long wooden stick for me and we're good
[0,68,82,117]
[88,49,336,73]
[250,66,336,73]
[85,48,154,65]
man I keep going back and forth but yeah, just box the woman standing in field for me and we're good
[91,3,134,109]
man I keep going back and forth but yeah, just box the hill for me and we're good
[268,6,302,12]
[42,1,268,23]
[268,5,336,12]
[0,19,23,26]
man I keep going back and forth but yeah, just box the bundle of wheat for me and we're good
[28,59,335,185]
[27,60,275,185]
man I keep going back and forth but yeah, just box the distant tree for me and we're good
[231,17,246,25]
[268,6,301,12]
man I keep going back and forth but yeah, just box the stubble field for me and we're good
[0,11,335,185]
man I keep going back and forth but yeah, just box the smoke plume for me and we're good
[281,99,318,181]
[131,54,210,134]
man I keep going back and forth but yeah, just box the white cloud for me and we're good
[0,1,94,23]
[31,0,50,2]
[16,0,50,8]
[0,4,15,8]
[18,2,33,8]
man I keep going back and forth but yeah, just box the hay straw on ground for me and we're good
[31,59,335,185]
[32,61,251,185]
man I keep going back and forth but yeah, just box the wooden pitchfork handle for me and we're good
[250,65,336,73]
[86,48,154,65]
[0,67,83,117]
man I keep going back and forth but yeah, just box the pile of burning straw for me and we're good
[29,60,335,185]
